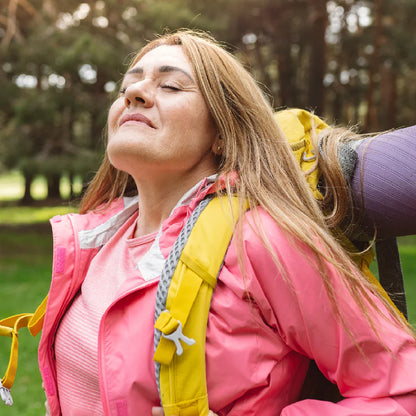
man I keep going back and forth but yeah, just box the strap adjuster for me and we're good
[161,318,195,356]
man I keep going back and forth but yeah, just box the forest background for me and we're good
[1,0,415,201]
[0,1,416,414]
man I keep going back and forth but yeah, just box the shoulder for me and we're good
[226,206,342,312]
[51,196,138,249]
[223,206,321,298]
[237,206,313,273]
[65,196,137,229]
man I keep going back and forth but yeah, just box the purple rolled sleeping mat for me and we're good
[350,126,416,318]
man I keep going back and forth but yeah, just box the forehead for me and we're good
[130,45,193,74]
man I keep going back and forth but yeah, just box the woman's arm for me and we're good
[242,209,416,416]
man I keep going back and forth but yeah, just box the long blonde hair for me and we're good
[81,29,413,338]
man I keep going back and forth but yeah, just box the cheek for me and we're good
[193,107,217,147]
[107,100,124,137]
[175,99,216,142]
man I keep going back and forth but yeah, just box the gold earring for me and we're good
[217,145,221,152]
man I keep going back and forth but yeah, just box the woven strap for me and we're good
[153,196,243,416]
[0,295,47,405]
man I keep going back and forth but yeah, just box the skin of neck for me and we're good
[132,165,217,238]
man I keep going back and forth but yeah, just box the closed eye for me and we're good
[162,84,181,91]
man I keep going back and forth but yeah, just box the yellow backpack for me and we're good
[0,109,405,413]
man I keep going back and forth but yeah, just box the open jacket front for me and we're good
[38,180,416,416]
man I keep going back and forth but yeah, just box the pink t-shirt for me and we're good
[54,212,158,416]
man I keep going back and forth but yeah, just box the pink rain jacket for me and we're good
[38,183,416,416]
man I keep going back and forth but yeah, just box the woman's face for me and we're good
[107,45,219,182]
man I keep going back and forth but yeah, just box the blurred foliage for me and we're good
[0,0,415,202]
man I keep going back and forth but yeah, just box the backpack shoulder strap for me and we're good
[0,295,47,405]
[153,195,243,416]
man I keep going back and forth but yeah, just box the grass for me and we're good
[0,196,78,414]
[0,170,83,201]
[0,170,79,414]
[0,205,76,225]
[400,245,416,321]
[0,227,52,415]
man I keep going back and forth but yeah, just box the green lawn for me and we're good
[400,244,416,322]
[0,190,79,414]
[0,205,76,225]
[0,227,52,415]
[0,170,83,201]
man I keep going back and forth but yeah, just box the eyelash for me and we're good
[119,84,180,95]
[162,84,180,91]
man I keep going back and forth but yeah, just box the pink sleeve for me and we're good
[242,209,416,416]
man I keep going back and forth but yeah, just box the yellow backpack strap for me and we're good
[153,195,243,416]
[0,295,47,406]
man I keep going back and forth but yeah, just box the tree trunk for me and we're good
[365,0,382,131]
[68,172,74,200]
[21,171,34,205]
[331,84,343,122]
[379,63,397,129]
[273,6,296,108]
[306,0,327,114]
[47,174,61,200]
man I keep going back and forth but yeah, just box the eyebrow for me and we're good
[126,65,194,82]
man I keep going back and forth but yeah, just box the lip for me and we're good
[119,112,155,128]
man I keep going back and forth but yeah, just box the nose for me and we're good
[124,81,154,108]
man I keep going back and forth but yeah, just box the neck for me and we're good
[133,171,214,238]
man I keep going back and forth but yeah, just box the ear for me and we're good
[211,136,223,156]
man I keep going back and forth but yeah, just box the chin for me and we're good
[107,146,156,178]
[107,146,136,172]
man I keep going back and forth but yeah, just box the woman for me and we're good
[38,30,416,415]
